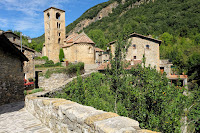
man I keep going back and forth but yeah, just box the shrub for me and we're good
[42,56,49,61]
[67,62,84,74]
[59,48,65,62]
[44,60,54,67]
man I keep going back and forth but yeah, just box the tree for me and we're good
[59,48,65,62]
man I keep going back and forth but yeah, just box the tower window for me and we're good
[146,45,150,49]
[133,44,136,49]
[133,56,136,59]
[58,38,61,44]
[56,12,60,20]
[47,13,50,19]
[58,32,61,36]
[57,22,61,29]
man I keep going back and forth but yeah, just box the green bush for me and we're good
[42,56,49,61]
[67,62,84,74]
[43,60,54,67]
[59,48,65,62]
[43,62,84,78]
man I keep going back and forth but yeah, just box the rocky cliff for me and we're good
[68,1,119,34]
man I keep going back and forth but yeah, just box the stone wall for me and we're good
[34,59,46,65]
[39,73,72,91]
[111,36,160,71]
[43,7,66,63]
[0,48,24,105]
[23,50,35,79]
[25,91,156,133]
[63,43,95,64]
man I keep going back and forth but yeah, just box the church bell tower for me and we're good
[43,7,65,63]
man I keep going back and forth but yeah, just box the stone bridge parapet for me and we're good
[25,91,158,133]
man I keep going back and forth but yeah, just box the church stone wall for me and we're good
[0,48,25,106]
[44,7,66,63]
[63,44,95,64]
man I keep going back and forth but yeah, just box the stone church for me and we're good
[42,7,95,64]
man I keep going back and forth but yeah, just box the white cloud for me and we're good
[0,0,75,37]
[0,18,8,28]
[0,0,72,16]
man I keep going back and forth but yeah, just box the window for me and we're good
[89,47,92,54]
[58,38,61,44]
[57,22,61,29]
[56,12,60,20]
[160,67,164,74]
[58,32,61,36]
[146,45,150,49]
[133,44,136,49]
[47,13,50,19]
[134,56,136,59]
[13,37,16,41]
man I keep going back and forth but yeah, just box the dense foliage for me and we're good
[55,40,191,132]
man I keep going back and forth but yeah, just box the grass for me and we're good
[24,88,44,95]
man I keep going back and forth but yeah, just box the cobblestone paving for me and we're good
[0,101,51,133]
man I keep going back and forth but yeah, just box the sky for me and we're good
[0,0,108,38]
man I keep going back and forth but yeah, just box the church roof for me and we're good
[63,32,95,48]
[43,7,65,12]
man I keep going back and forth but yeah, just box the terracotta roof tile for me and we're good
[97,60,142,70]
[64,32,94,47]
[167,75,188,79]
[95,47,104,52]
[74,32,94,44]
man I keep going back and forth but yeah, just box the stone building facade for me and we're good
[42,7,66,63]
[0,33,28,105]
[3,31,36,80]
[110,33,161,70]
[95,47,109,63]
[62,32,95,64]
[43,7,97,64]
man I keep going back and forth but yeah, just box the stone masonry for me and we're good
[25,91,158,133]
[43,7,66,63]
[0,34,28,105]
[110,33,161,71]
[0,48,24,105]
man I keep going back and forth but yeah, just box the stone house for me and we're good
[160,59,188,87]
[95,47,104,63]
[95,47,110,64]
[110,33,161,70]
[62,32,95,64]
[0,32,28,105]
[3,31,36,80]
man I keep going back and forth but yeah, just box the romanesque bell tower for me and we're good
[43,7,66,63]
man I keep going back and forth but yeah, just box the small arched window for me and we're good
[47,13,50,19]
[146,45,150,49]
[56,12,60,20]
[133,44,136,49]
[89,47,92,54]
[58,38,61,44]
